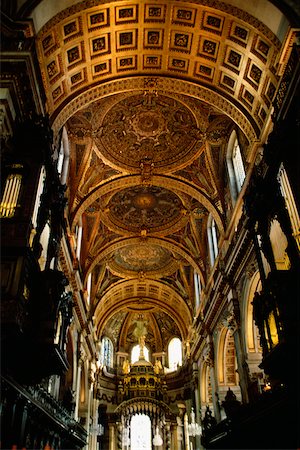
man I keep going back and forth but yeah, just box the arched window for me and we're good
[131,344,150,363]
[227,130,246,202]
[168,337,182,371]
[207,214,219,266]
[100,337,113,368]
[194,271,201,312]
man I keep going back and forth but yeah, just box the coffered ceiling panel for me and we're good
[36,0,281,137]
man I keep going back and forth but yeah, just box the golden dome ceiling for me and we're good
[32,0,289,351]
[93,93,206,171]
[105,186,186,234]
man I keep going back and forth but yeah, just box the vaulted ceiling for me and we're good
[15,0,296,355]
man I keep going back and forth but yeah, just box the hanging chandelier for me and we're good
[188,408,202,437]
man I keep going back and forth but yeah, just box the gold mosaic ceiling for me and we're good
[34,1,286,346]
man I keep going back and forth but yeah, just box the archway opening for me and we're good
[130,414,152,450]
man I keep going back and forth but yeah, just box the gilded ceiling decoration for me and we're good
[94,279,192,338]
[33,0,287,344]
[72,174,224,235]
[113,244,172,273]
[37,0,280,140]
[102,310,127,345]
[101,307,181,352]
[154,310,182,345]
[105,186,185,234]
[94,93,205,171]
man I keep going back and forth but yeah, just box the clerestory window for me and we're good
[207,214,219,266]
[100,336,114,368]
[227,130,246,203]
[168,337,182,371]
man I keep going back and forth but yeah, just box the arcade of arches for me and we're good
[0,1,299,449]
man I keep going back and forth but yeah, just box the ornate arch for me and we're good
[53,77,259,144]
[94,279,192,339]
[71,174,225,234]
[86,235,205,286]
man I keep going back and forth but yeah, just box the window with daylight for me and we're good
[168,337,182,371]
[277,163,300,250]
[86,272,92,307]
[207,215,219,266]
[130,414,152,450]
[131,344,150,364]
[31,166,46,229]
[57,127,70,185]
[75,218,83,260]
[194,271,201,312]
[227,130,246,202]
[100,337,113,368]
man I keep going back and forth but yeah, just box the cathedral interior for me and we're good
[0,1,299,449]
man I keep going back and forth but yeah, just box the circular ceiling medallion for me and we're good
[131,111,165,137]
[95,93,205,171]
[114,244,172,272]
[106,185,183,233]
[133,191,157,209]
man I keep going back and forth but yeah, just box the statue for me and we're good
[133,319,148,359]
[186,339,191,358]
[122,359,130,374]
[154,359,162,374]
[133,319,148,346]
[221,387,241,418]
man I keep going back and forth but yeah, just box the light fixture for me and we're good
[153,426,163,446]
[188,408,202,437]
[123,425,130,446]
[90,424,104,436]
[0,167,23,218]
